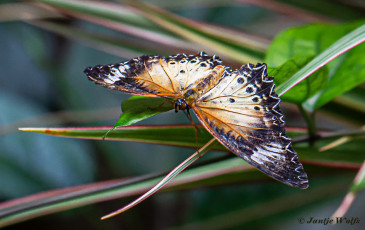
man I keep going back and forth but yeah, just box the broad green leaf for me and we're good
[268,55,328,104]
[115,96,173,127]
[266,22,365,110]
[266,22,364,66]
[307,42,365,110]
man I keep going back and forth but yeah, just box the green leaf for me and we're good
[266,22,365,109]
[19,125,215,148]
[351,178,365,192]
[331,161,365,218]
[19,125,365,165]
[115,96,173,127]
[307,42,365,110]
[18,125,313,152]
[268,55,328,104]
[350,161,365,193]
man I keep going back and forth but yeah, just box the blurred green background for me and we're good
[0,0,364,229]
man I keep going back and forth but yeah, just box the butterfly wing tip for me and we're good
[84,67,92,75]
[291,173,309,189]
[299,182,309,189]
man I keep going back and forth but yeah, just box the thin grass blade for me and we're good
[124,0,264,63]
[0,3,62,22]
[331,161,365,219]
[29,20,163,58]
[101,138,217,219]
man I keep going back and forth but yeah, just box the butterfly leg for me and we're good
[183,108,202,157]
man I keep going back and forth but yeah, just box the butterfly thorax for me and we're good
[174,65,225,112]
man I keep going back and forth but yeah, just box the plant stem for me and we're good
[298,104,317,145]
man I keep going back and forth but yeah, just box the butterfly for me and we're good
[84,52,309,189]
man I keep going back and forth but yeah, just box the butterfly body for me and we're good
[174,65,225,112]
[85,52,309,189]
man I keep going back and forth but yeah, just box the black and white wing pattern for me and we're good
[84,55,179,97]
[193,63,309,189]
[84,52,223,97]
[164,52,223,91]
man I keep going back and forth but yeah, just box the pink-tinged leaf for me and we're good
[0,3,62,22]
[101,138,217,219]
[17,125,310,152]
[124,0,264,63]
[331,161,365,219]
[236,0,335,23]
[0,155,260,227]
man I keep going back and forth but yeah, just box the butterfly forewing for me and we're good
[194,63,309,188]
[165,52,223,91]
[84,55,179,97]
[85,52,223,97]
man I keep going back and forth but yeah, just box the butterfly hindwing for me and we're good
[193,63,309,188]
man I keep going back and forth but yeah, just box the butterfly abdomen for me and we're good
[194,65,225,96]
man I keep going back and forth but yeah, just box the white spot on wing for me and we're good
[104,78,114,84]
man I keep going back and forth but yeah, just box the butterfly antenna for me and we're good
[184,107,200,156]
